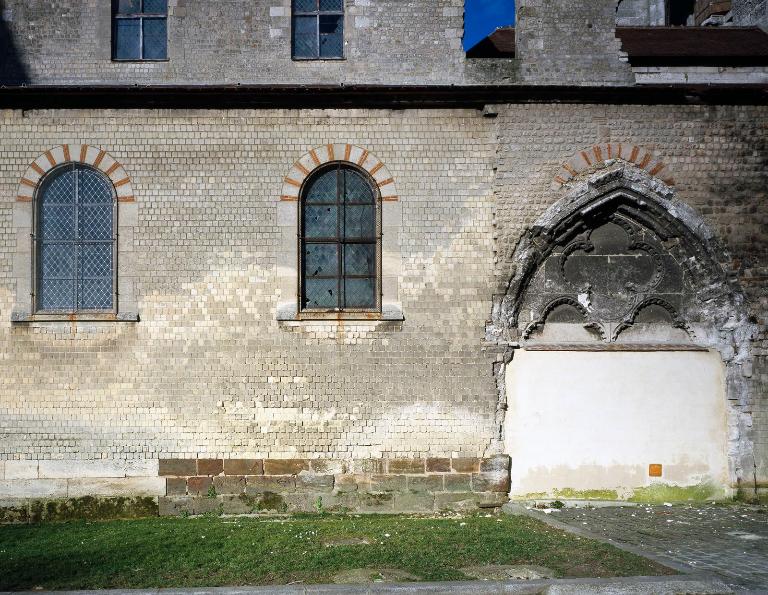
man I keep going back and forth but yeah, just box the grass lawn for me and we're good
[0,513,674,590]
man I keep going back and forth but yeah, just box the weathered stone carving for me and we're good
[488,162,757,496]
[491,164,735,345]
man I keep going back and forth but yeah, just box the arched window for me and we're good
[300,163,380,312]
[35,164,116,313]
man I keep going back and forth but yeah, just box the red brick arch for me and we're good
[17,145,134,202]
[280,144,398,202]
[553,143,675,188]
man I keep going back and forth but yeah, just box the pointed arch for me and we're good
[489,162,756,492]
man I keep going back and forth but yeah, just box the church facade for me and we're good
[0,0,767,520]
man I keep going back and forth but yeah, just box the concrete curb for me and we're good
[0,574,734,594]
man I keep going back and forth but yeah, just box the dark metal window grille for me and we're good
[34,164,116,313]
[300,164,380,312]
[292,0,344,60]
[112,0,168,61]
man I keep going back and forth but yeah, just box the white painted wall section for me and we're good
[505,350,729,499]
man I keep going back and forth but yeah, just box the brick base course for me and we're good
[157,456,511,515]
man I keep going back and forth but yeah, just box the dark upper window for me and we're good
[668,0,695,25]
[300,164,379,312]
[292,0,344,60]
[112,0,168,61]
[35,164,116,313]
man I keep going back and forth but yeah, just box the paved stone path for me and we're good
[543,503,768,592]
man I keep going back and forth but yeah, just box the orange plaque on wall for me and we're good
[649,464,663,477]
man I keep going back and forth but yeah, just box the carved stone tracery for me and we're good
[487,162,756,492]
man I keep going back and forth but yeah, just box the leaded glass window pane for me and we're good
[344,244,375,276]
[319,0,343,11]
[143,0,167,13]
[304,206,338,238]
[319,15,343,58]
[344,169,374,203]
[36,165,115,313]
[292,15,317,59]
[114,18,141,59]
[305,278,338,309]
[305,243,339,277]
[305,169,338,203]
[143,18,167,60]
[344,278,375,308]
[344,205,375,239]
[117,0,141,14]
[79,278,114,310]
[113,0,167,60]
[293,0,317,12]
[39,278,75,311]
[292,0,343,59]
[301,164,379,312]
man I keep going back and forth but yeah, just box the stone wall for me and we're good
[0,102,766,511]
[158,455,510,515]
[515,0,634,85]
[490,103,768,499]
[732,0,768,27]
[0,107,499,467]
[0,0,513,86]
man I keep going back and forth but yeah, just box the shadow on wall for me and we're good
[0,0,29,84]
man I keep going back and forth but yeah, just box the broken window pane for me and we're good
[293,0,343,59]
[301,165,379,311]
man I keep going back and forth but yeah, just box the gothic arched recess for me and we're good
[488,163,756,495]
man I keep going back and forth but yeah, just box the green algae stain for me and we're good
[552,488,619,500]
[7,496,159,524]
[628,483,726,503]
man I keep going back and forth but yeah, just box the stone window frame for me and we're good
[277,144,403,323]
[11,145,139,323]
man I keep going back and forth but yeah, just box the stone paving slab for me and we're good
[513,503,768,592]
[0,574,734,594]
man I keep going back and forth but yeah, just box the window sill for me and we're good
[276,303,404,323]
[11,311,140,323]
[111,59,169,63]
[291,57,346,62]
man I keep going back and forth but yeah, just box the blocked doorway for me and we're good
[504,349,729,500]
